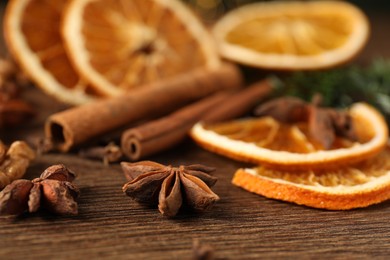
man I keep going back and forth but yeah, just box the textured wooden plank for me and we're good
[1,4,390,260]
[1,140,390,259]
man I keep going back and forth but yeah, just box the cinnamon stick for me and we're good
[121,79,274,160]
[121,92,231,160]
[202,79,274,123]
[45,64,242,152]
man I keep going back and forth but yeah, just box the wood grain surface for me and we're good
[1,3,390,260]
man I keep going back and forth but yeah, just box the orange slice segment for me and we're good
[232,145,390,210]
[212,1,369,70]
[62,0,221,97]
[190,103,388,170]
[3,0,100,105]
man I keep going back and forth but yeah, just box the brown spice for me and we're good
[0,57,34,128]
[121,79,273,161]
[0,141,35,189]
[45,63,243,152]
[0,58,30,91]
[79,142,123,165]
[121,91,232,161]
[327,109,357,141]
[192,239,215,260]
[308,105,335,149]
[0,99,35,127]
[121,161,219,217]
[201,79,274,123]
[35,137,54,155]
[0,164,80,215]
[0,141,5,161]
[254,96,309,123]
[254,96,357,149]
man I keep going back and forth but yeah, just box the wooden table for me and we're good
[1,3,390,259]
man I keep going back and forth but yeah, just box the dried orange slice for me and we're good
[212,1,369,70]
[3,0,99,105]
[232,145,390,210]
[62,0,221,97]
[190,103,388,170]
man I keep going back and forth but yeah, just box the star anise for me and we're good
[254,96,357,149]
[121,161,219,217]
[0,164,80,216]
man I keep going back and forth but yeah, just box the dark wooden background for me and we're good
[1,2,390,259]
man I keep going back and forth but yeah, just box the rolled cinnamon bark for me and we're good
[45,64,242,152]
[121,79,274,161]
[202,79,274,123]
[121,92,231,160]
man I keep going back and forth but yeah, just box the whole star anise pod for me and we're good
[121,161,220,217]
[0,164,80,216]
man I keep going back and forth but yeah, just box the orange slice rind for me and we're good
[190,103,388,170]
[232,145,390,210]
